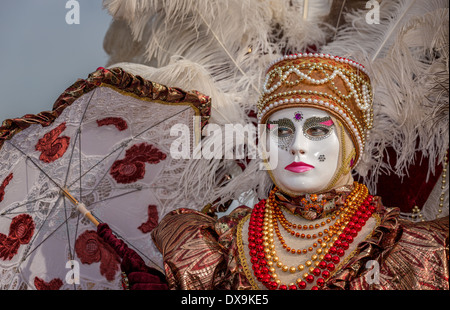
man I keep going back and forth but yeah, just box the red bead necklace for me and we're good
[247,182,375,290]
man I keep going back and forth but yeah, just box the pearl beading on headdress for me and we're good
[265,53,369,73]
[257,53,373,168]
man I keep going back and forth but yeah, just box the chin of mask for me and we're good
[265,107,339,196]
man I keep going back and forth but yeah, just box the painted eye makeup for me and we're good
[267,118,295,151]
[303,116,334,141]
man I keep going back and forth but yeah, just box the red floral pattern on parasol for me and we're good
[110,143,167,184]
[35,122,70,163]
[34,277,63,290]
[96,117,128,131]
[0,173,13,203]
[0,214,35,260]
[138,205,159,233]
[75,230,121,282]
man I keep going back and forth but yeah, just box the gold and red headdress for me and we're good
[257,53,373,168]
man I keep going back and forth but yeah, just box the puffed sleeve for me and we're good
[151,207,250,290]
[325,206,449,290]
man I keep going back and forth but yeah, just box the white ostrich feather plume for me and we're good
[101,0,448,219]
[102,0,336,207]
[321,0,449,194]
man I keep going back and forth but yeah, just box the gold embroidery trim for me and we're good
[236,213,260,290]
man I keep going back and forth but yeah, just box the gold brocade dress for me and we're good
[151,199,449,290]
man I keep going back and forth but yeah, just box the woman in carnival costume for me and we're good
[100,0,449,290]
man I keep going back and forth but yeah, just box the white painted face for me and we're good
[266,107,340,195]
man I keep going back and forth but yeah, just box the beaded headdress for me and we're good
[257,53,373,168]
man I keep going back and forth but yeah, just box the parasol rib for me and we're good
[63,89,96,188]
[5,140,100,229]
[61,188,100,226]
[5,194,64,290]
[0,193,57,216]
[67,106,191,190]
[6,140,66,193]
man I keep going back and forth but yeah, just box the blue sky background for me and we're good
[0,0,112,122]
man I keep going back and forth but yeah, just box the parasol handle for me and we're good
[76,203,100,227]
[62,188,100,227]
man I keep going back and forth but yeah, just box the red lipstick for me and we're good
[284,161,315,173]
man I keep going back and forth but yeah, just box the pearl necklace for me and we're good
[247,182,375,290]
